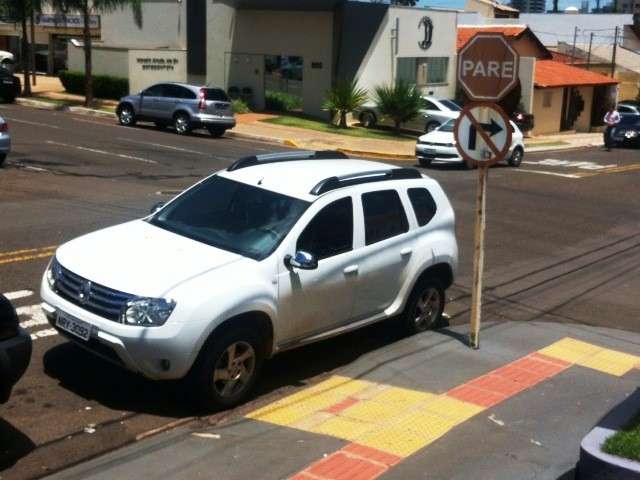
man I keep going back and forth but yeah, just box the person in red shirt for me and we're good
[603,105,621,151]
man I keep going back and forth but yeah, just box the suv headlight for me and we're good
[46,257,62,289]
[122,298,176,326]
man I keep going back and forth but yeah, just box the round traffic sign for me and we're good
[453,102,512,167]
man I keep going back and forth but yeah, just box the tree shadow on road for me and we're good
[0,418,35,471]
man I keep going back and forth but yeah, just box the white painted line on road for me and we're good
[4,290,33,300]
[46,140,157,164]
[514,169,581,179]
[31,328,58,340]
[117,137,208,156]
[523,159,616,170]
[3,117,62,129]
[13,303,59,341]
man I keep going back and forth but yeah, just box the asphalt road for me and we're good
[1,103,639,479]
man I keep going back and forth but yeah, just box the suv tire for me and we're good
[117,104,136,126]
[174,112,192,135]
[189,327,264,410]
[206,126,226,138]
[403,277,445,334]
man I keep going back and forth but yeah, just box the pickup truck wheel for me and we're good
[117,104,136,126]
[190,328,264,410]
[403,278,445,334]
[174,112,192,135]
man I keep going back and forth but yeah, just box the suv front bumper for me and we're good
[40,280,199,380]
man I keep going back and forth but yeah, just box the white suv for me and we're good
[40,152,458,408]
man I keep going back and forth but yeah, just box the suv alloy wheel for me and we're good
[403,278,445,334]
[174,112,192,135]
[118,105,136,126]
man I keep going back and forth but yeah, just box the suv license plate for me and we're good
[56,313,91,341]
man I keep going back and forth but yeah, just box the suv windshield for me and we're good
[149,176,310,260]
[438,119,455,132]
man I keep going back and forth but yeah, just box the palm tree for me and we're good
[51,0,142,106]
[373,81,422,135]
[5,0,41,96]
[322,79,368,128]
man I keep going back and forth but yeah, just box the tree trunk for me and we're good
[339,111,347,128]
[30,9,36,86]
[394,120,401,136]
[20,12,31,96]
[83,1,93,107]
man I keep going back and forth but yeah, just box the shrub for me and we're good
[374,81,422,135]
[322,79,368,128]
[232,98,250,114]
[59,70,129,100]
[265,90,303,112]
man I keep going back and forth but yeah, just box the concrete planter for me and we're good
[578,389,640,480]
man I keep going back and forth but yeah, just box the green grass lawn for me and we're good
[262,114,417,141]
[602,412,640,462]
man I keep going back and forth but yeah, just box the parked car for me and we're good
[511,110,534,133]
[0,116,10,166]
[41,151,458,409]
[357,96,461,133]
[611,115,640,148]
[0,67,20,103]
[0,294,32,404]
[0,50,14,68]
[416,118,525,168]
[617,101,640,117]
[116,82,236,137]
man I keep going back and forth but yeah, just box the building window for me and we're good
[543,90,553,108]
[397,57,449,86]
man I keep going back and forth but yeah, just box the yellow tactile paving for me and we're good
[311,416,377,441]
[357,420,451,457]
[575,349,640,377]
[422,395,485,424]
[370,386,436,407]
[303,375,371,398]
[290,411,335,430]
[538,337,604,363]
[390,410,458,439]
[341,399,410,423]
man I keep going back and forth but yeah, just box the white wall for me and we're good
[100,0,186,49]
[356,7,459,100]
[128,49,187,94]
[67,43,129,78]
[210,9,334,116]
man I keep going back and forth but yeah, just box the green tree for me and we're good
[51,0,142,106]
[322,79,368,129]
[4,0,41,96]
[373,81,422,135]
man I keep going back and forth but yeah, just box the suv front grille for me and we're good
[55,265,134,321]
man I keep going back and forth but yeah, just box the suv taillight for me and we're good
[198,88,206,111]
[0,122,7,133]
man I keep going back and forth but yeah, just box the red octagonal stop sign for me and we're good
[457,33,520,102]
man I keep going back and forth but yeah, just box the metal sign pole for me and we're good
[469,163,487,349]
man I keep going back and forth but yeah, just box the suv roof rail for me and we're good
[310,168,423,195]
[227,150,348,171]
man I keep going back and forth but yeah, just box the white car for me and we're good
[358,96,461,133]
[41,151,458,408]
[416,119,525,168]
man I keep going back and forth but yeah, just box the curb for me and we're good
[226,130,297,146]
[68,106,116,119]
[577,389,640,480]
[15,97,66,111]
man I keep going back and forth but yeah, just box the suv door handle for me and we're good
[343,265,359,275]
[400,248,413,256]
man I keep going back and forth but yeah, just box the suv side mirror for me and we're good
[285,251,318,270]
[150,201,165,215]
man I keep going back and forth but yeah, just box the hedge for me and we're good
[59,70,129,100]
[265,90,303,112]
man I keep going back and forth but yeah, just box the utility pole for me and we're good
[586,32,594,70]
[611,26,618,78]
[30,10,36,86]
[571,27,578,64]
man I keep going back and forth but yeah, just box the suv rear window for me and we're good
[408,188,437,226]
[204,88,230,102]
[362,190,409,245]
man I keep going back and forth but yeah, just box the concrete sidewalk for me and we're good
[46,321,640,480]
